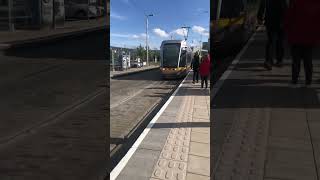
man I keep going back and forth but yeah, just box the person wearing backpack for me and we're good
[284,0,320,86]
[258,0,288,70]
[199,53,210,89]
[191,51,200,84]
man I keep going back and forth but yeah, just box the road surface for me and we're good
[0,30,107,180]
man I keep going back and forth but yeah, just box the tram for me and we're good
[160,40,193,79]
[212,0,260,58]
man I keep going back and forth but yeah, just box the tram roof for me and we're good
[161,40,186,44]
[161,40,188,47]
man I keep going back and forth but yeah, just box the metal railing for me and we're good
[0,15,32,31]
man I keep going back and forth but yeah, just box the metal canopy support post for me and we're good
[217,0,222,21]
[87,0,90,21]
[52,0,56,29]
[214,0,223,32]
[8,0,14,31]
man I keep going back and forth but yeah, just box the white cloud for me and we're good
[192,25,209,36]
[171,28,188,37]
[140,33,147,38]
[111,33,148,39]
[202,32,209,36]
[111,33,131,38]
[192,26,205,33]
[153,28,169,38]
[110,12,127,20]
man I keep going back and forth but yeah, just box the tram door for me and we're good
[179,47,187,68]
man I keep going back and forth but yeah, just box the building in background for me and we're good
[0,0,105,30]
[0,0,65,30]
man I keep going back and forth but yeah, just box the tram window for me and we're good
[162,44,181,68]
[213,0,244,19]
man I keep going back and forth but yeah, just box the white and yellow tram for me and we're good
[160,40,193,79]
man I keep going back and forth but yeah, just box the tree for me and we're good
[136,44,145,60]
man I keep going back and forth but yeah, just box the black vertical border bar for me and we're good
[210,0,215,179]
[105,0,111,179]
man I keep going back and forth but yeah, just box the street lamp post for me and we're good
[145,14,153,66]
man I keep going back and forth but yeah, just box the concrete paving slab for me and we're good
[268,136,313,151]
[157,115,178,124]
[192,117,209,122]
[189,142,210,158]
[310,140,320,178]
[269,110,309,139]
[307,109,320,122]
[309,121,320,140]
[139,128,171,151]
[191,127,209,134]
[264,148,317,180]
[264,163,317,180]
[190,131,209,144]
[116,148,161,180]
[187,155,210,177]
[186,173,210,180]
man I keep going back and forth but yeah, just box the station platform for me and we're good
[110,72,210,180]
[212,28,320,180]
[110,65,159,78]
[0,18,106,50]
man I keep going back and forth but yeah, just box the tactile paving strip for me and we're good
[213,108,270,180]
[150,93,194,180]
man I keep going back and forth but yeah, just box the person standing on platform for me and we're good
[284,0,320,86]
[199,53,210,89]
[191,51,200,84]
[258,0,288,70]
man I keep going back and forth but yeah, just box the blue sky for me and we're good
[110,0,210,50]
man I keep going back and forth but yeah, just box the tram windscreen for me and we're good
[162,43,181,68]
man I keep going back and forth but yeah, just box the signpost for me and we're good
[112,50,115,72]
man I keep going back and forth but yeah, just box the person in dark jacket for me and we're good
[258,0,288,70]
[284,0,320,86]
[199,53,210,89]
[191,52,200,83]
